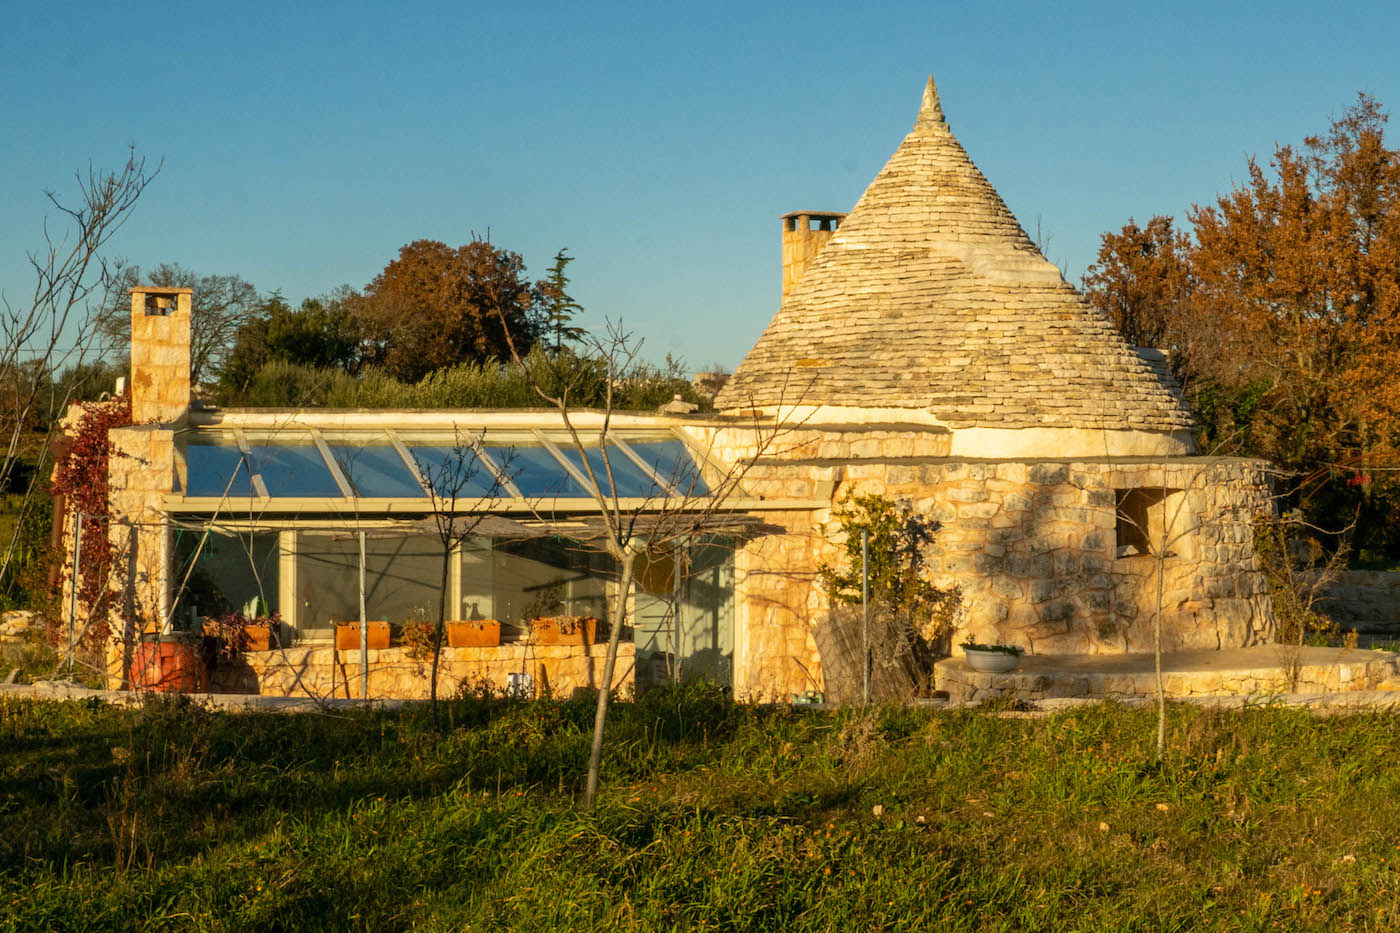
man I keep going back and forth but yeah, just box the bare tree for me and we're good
[409,431,516,717]
[488,297,801,807]
[0,150,160,592]
[98,263,259,384]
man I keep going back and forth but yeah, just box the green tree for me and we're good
[217,291,361,398]
[537,249,587,351]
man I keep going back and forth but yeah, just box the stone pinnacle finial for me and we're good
[916,75,945,127]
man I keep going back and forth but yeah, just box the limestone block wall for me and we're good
[1319,571,1400,636]
[858,458,1276,655]
[210,643,636,700]
[129,287,191,424]
[696,421,1276,697]
[104,425,178,685]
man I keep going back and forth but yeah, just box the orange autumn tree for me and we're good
[1084,94,1400,555]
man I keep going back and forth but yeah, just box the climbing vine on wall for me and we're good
[49,397,132,641]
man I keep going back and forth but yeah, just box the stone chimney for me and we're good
[781,211,845,302]
[129,285,192,424]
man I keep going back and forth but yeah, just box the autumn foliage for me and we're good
[352,238,539,382]
[1083,95,1400,556]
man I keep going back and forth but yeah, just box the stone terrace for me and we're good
[936,646,1400,706]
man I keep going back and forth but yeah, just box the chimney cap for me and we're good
[130,285,193,295]
[781,210,847,221]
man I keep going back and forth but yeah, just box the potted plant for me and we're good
[203,608,283,656]
[531,615,599,646]
[336,621,390,650]
[398,618,437,660]
[447,619,502,648]
[960,642,1025,673]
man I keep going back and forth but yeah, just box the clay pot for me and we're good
[335,621,390,650]
[243,623,275,652]
[129,636,209,693]
[530,616,598,646]
[446,619,501,648]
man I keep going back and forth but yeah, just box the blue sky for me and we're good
[3,1,1398,371]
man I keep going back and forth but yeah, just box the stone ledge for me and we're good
[935,646,1400,705]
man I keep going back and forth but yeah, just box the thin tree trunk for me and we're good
[584,551,634,809]
[1155,560,1165,758]
[431,545,450,721]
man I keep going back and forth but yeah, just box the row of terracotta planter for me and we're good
[333,617,600,651]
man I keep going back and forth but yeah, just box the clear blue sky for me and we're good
[3,0,1398,372]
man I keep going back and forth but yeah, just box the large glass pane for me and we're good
[329,444,425,497]
[171,529,279,624]
[557,443,666,498]
[484,445,588,499]
[626,440,710,496]
[408,445,509,499]
[633,540,733,687]
[184,439,252,497]
[251,444,342,497]
[479,537,610,633]
[294,533,445,639]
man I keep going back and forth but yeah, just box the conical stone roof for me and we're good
[716,78,1193,433]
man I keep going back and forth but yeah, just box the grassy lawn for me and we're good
[2,687,1398,932]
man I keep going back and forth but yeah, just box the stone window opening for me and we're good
[1115,487,1190,559]
[143,292,177,316]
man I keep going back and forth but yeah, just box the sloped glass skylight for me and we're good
[250,444,343,497]
[624,440,710,496]
[184,439,253,497]
[178,428,713,504]
[557,443,669,498]
[328,444,425,498]
[407,445,512,499]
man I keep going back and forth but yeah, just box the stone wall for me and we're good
[103,424,178,686]
[697,421,1276,698]
[1319,571,1400,636]
[211,642,635,700]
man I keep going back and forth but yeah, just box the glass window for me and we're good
[483,537,610,630]
[557,443,667,498]
[633,540,733,687]
[408,445,511,499]
[184,439,253,497]
[294,533,445,638]
[171,530,279,623]
[625,440,710,496]
[329,444,425,497]
[250,444,342,497]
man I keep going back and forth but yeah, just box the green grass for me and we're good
[3,687,1400,931]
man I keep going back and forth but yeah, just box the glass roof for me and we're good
[177,429,711,503]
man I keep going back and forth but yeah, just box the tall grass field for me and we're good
[2,687,1397,931]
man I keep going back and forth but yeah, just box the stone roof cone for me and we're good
[716,77,1193,433]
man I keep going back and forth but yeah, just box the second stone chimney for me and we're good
[781,211,845,302]
[129,285,192,424]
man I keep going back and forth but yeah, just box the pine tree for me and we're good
[539,248,587,352]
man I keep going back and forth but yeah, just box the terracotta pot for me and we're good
[336,621,390,650]
[244,623,273,653]
[531,616,598,646]
[447,619,501,648]
[130,637,209,693]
